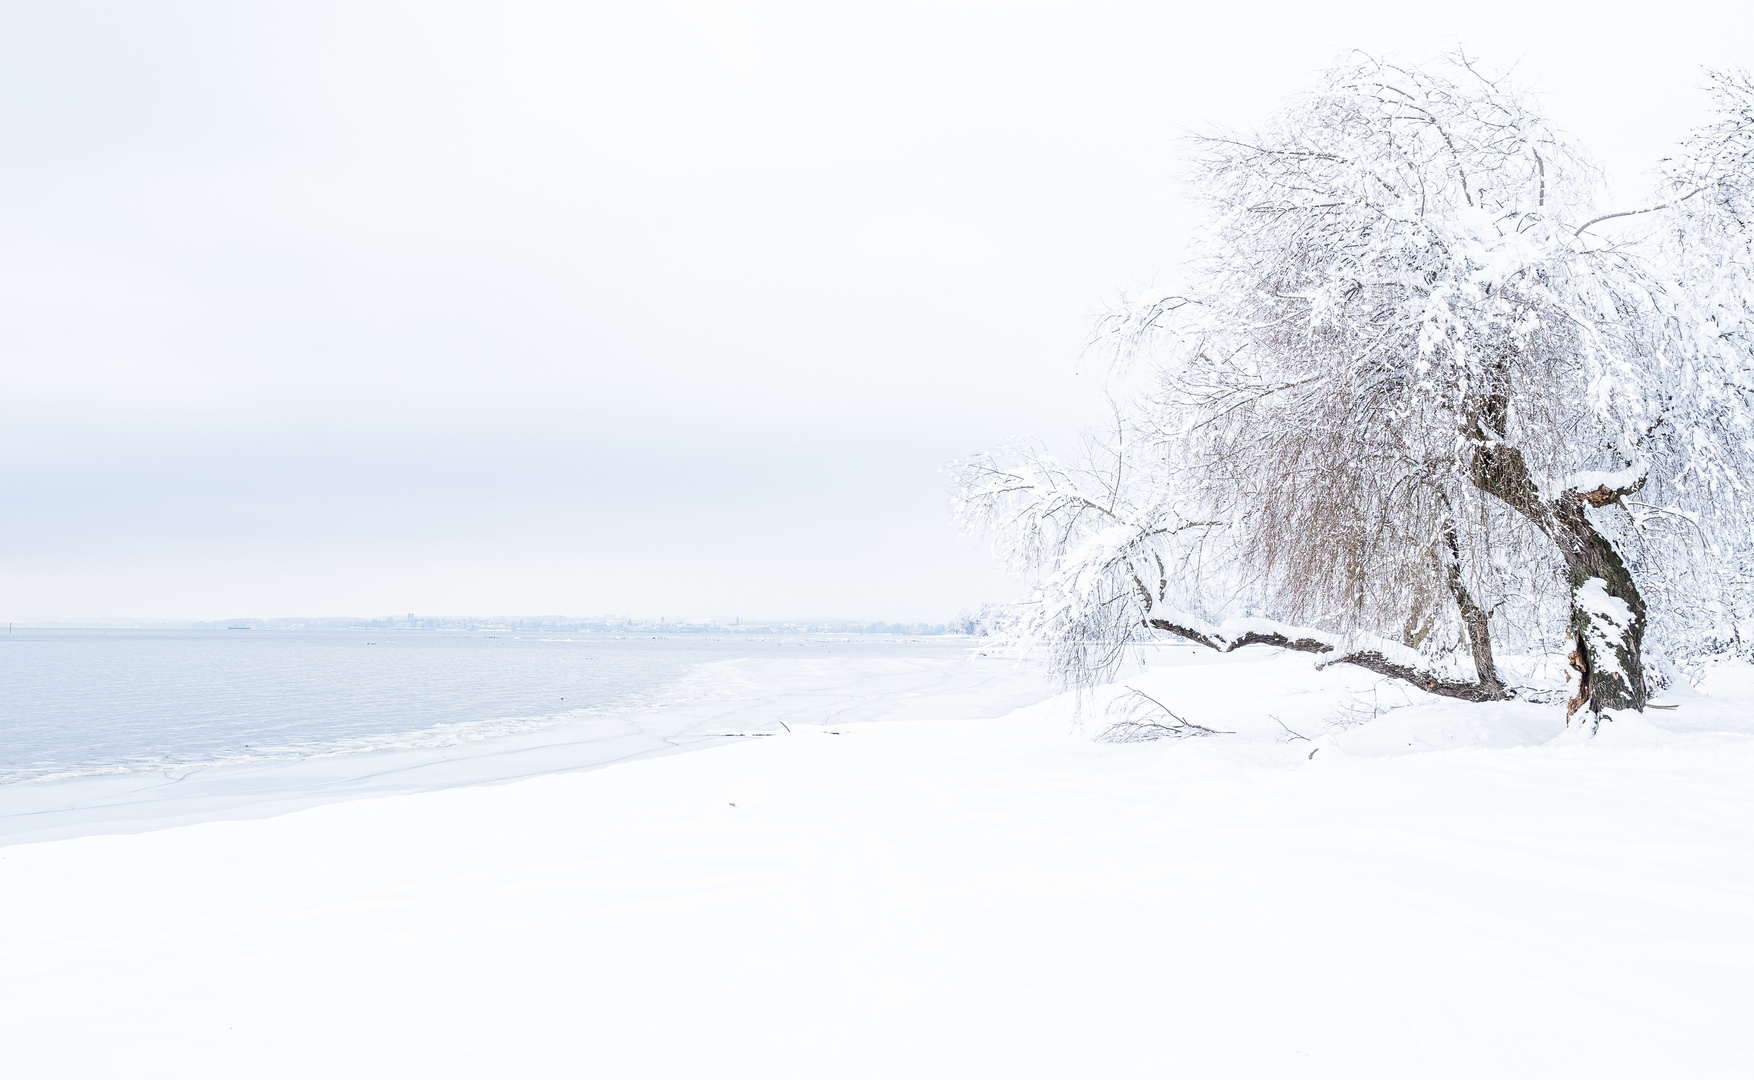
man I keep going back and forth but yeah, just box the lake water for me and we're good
[0,628,1051,844]
[0,628,993,784]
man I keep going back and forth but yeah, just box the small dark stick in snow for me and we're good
[1270,714,1310,743]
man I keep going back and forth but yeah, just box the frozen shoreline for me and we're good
[3,649,1751,1076]
[0,648,1052,846]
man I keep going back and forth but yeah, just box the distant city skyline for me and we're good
[8,613,982,635]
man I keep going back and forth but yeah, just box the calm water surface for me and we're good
[0,628,966,784]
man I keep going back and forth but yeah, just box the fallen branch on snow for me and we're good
[1098,687,1233,743]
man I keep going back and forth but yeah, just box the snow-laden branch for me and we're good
[1142,614,1508,702]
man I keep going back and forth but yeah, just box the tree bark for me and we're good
[1465,439,1648,716]
[1438,513,1507,700]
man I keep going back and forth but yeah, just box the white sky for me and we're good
[1,0,1748,621]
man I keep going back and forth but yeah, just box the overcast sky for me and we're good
[1,0,1748,622]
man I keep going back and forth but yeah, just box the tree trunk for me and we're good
[1466,439,1648,716]
[1552,496,1649,715]
[1438,513,1506,700]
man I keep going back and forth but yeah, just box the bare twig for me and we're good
[1269,713,1311,742]
[1098,687,1233,742]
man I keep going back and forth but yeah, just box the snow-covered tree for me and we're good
[956,55,1754,721]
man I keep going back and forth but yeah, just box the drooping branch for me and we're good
[1314,650,1508,703]
[1142,616,1509,702]
[1142,617,1331,655]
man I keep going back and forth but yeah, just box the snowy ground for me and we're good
[3,646,1751,1077]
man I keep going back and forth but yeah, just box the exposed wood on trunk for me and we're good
[1566,635,1591,720]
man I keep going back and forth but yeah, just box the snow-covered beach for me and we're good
[5,648,1750,1078]
[0,635,1051,844]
